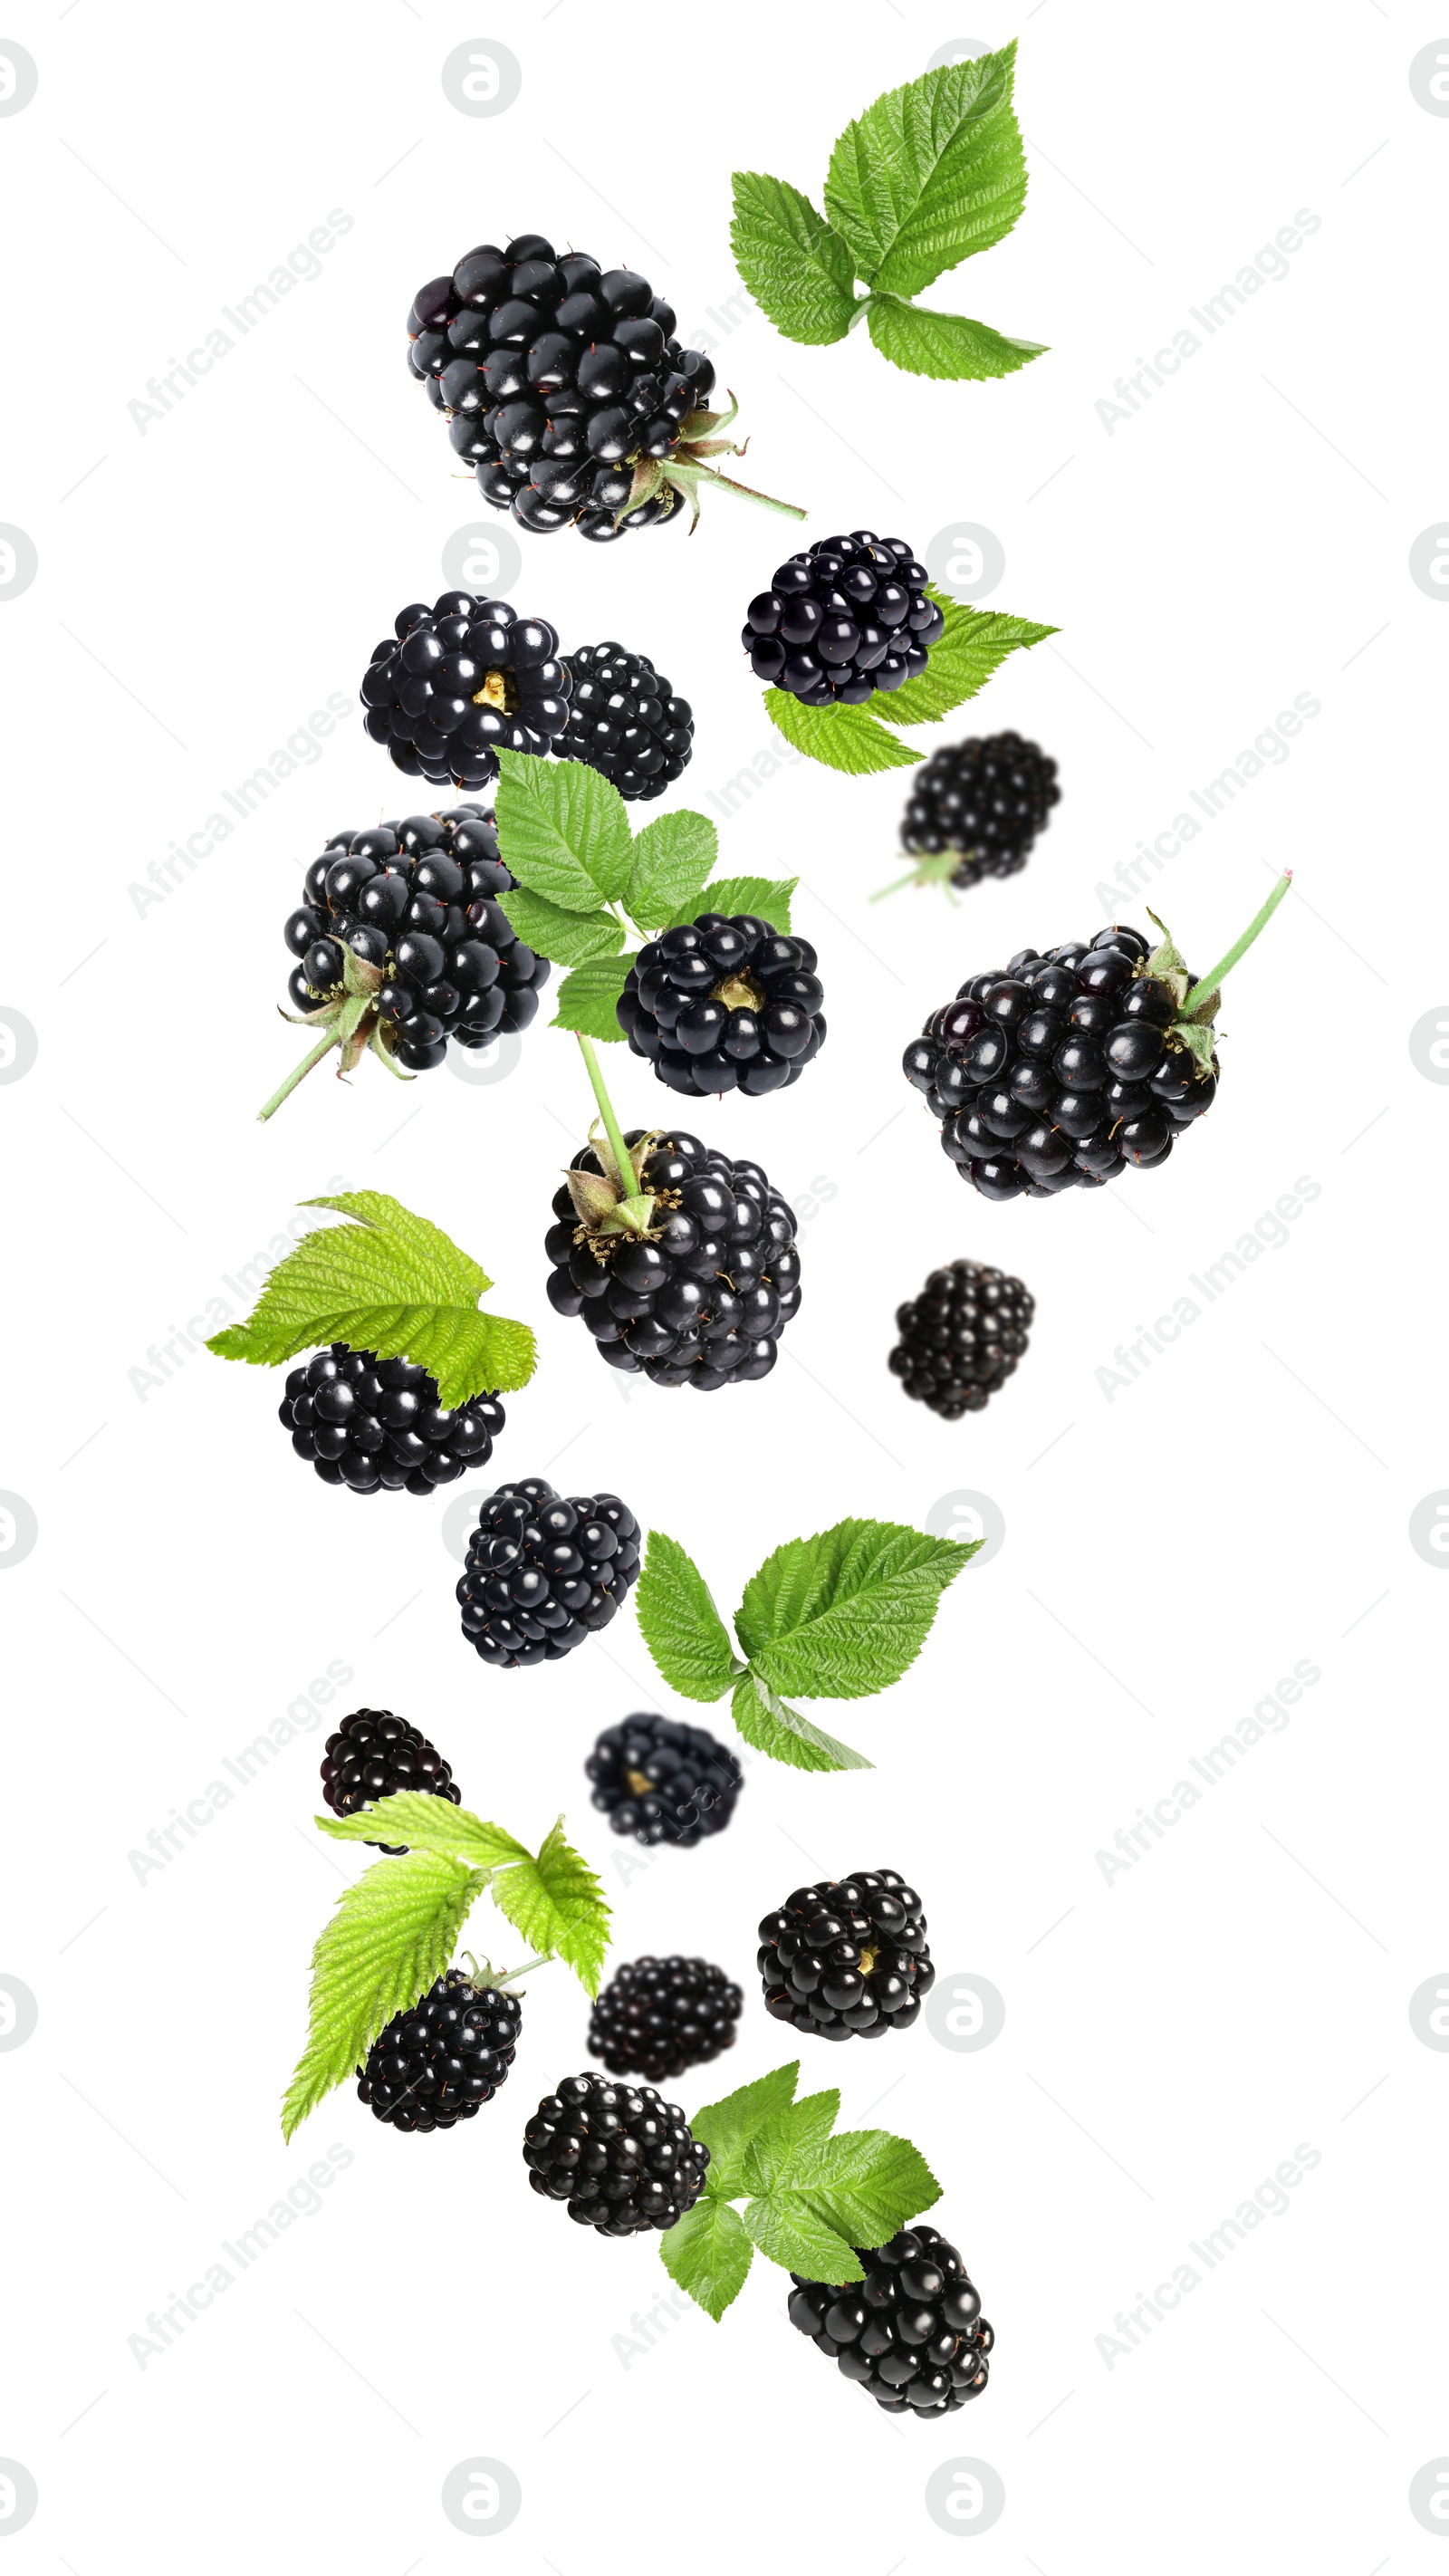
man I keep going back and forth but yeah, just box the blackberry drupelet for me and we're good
[553,642,693,800]
[586,1711,744,1848]
[522,2071,710,2231]
[457,1478,640,1668]
[588,1956,744,2084]
[321,1706,462,1853]
[743,532,944,706]
[889,1262,1033,1419]
[547,1129,801,1388]
[759,1871,934,2042]
[360,591,570,788]
[618,916,825,1098]
[358,1968,523,2132]
[279,1345,505,1495]
[898,731,1060,891]
[789,2224,993,2414]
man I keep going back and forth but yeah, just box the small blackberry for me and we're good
[618,917,825,1098]
[742,532,944,706]
[457,1478,641,1668]
[279,1345,504,1495]
[588,1956,744,2084]
[586,1711,744,1848]
[358,1968,523,2132]
[553,642,694,801]
[789,2224,993,2414]
[522,2071,710,2231]
[321,1706,462,1853]
[889,1262,1033,1419]
[897,730,1060,892]
[360,591,570,789]
[547,1129,801,1388]
[758,1871,934,2042]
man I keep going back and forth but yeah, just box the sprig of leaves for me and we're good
[763,587,1056,776]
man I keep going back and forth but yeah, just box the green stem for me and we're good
[1182,870,1292,1015]
[577,1033,641,1197]
[256,1023,341,1122]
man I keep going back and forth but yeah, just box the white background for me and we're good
[1,1,1444,2566]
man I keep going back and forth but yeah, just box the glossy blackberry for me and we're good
[789,2224,994,2414]
[522,2071,710,2231]
[743,532,944,706]
[547,1129,801,1388]
[358,1968,523,2132]
[758,1871,934,2042]
[278,1345,505,1495]
[900,731,1060,890]
[360,590,570,788]
[586,1711,744,1848]
[588,1956,744,2084]
[553,642,693,801]
[618,917,825,1098]
[889,1262,1033,1419]
[283,803,549,1072]
[457,1478,640,1668]
[321,1706,462,1853]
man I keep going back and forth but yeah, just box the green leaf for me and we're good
[735,1517,976,1701]
[660,2196,754,2321]
[867,292,1046,381]
[763,689,922,774]
[497,884,624,969]
[636,1529,740,1703]
[316,1796,530,1870]
[731,1670,871,1774]
[781,2129,942,2246]
[281,1851,486,2140]
[682,874,798,932]
[691,2061,800,2196]
[740,2195,862,2283]
[206,1192,537,1408]
[823,46,1027,298]
[490,1818,611,1998]
[493,748,633,908]
[729,171,860,344]
[626,809,718,928]
[884,589,1058,727]
[738,2090,840,2197]
[551,952,637,1043]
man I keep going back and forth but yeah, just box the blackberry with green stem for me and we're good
[358,1963,526,2131]
[879,729,1060,897]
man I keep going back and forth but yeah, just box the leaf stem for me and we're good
[1182,871,1292,1015]
[257,1023,341,1121]
[577,1033,641,1200]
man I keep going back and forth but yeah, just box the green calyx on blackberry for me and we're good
[280,1344,504,1494]
[553,642,693,801]
[522,2071,710,2230]
[408,234,804,539]
[789,2224,993,2414]
[361,590,571,789]
[882,730,1060,897]
[586,1712,744,1847]
[358,1966,523,2132]
[618,914,825,1098]
[889,1262,1033,1419]
[321,1707,462,1852]
[904,874,1292,1201]
[759,1871,934,2040]
[457,1477,641,1668]
[588,1956,744,2084]
[743,532,944,706]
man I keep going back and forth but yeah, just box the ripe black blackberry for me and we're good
[553,642,693,801]
[321,1707,462,1853]
[547,1129,801,1388]
[522,2071,710,2231]
[586,1711,744,1848]
[618,917,825,1098]
[279,1346,505,1495]
[588,1956,744,2084]
[897,731,1060,892]
[889,1262,1033,1419]
[789,2224,993,2415]
[457,1478,641,1668]
[743,533,944,706]
[358,1968,523,2132]
[758,1871,934,2042]
[360,591,570,788]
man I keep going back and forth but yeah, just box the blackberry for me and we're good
[522,2071,710,2231]
[588,1956,744,2084]
[358,1968,523,2132]
[321,1706,462,1853]
[758,1871,934,2042]
[360,591,570,789]
[742,532,944,706]
[618,917,825,1099]
[586,1711,744,1848]
[553,642,693,801]
[278,1345,504,1495]
[889,1261,1033,1419]
[547,1129,801,1388]
[457,1478,640,1668]
[788,2224,993,2414]
[896,730,1060,893]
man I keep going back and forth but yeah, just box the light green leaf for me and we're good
[781,2129,941,2246]
[494,748,633,908]
[867,291,1046,381]
[739,2090,840,2197]
[884,588,1058,727]
[735,1517,976,1701]
[626,809,718,928]
[281,1851,486,2140]
[497,884,625,968]
[636,1529,740,1703]
[682,874,798,932]
[691,2061,800,2196]
[763,688,922,774]
[551,952,637,1043]
[740,2195,862,2283]
[731,1670,871,1774]
[729,171,860,344]
[490,1818,611,1998]
[823,46,1027,298]
[317,1797,530,1870]
[660,2196,754,2321]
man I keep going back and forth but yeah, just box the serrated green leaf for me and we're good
[490,1818,611,1998]
[281,1851,486,2140]
[884,589,1058,728]
[317,1797,530,1870]
[729,170,860,343]
[736,1518,976,1702]
[824,47,1027,298]
[206,1192,537,1407]
[679,874,797,932]
[636,1529,740,1703]
[741,2195,862,2283]
[691,2062,800,2195]
[780,2129,941,2246]
[626,809,718,928]
[498,884,624,969]
[494,748,633,908]
[739,2090,840,2197]
[660,2196,754,2321]
[867,291,1045,381]
[763,688,922,774]
[551,952,637,1043]
[731,1670,871,1774]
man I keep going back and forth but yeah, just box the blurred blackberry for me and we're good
[889,1261,1033,1419]
[759,1871,934,2041]
[522,2071,710,2231]
[457,1478,640,1668]
[897,731,1060,891]
[742,532,943,706]
[321,1706,462,1853]
[360,590,570,788]
[586,1711,744,1847]
[588,1956,743,2084]
[789,2223,993,2414]
[618,916,824,1098]
[358,1968,523,2132]
[553,642,693,800]
[279,1345,504,1495]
